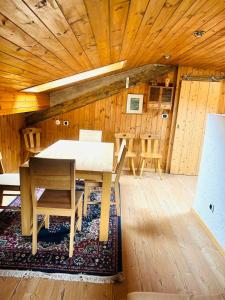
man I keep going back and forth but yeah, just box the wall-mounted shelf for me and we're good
[148,86,174,110]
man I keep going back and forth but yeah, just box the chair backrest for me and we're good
[79,129,102,142]
[0,152,4,174]
[29,157,75,209]
[23,128,41,150]
[115,133,135,153]
[115,145,127,183]
[140,133,161,154]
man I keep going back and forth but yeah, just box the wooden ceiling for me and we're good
[0,0,224,91]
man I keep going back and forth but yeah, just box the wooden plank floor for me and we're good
[0,173,224,300]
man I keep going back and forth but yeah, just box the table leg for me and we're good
[99,172,112,241]
[20,166,32,236]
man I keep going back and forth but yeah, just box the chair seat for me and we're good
[0,173,20,187]
[127,292,224,300]
[85,173,116,188]
[115,151,136,158]
[37,190,83,209]
[27,147,44,154]
[140,153,162,159]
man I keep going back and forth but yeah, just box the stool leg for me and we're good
[139,158,145,177]
[131,158,136,176]
[157,158,162,180]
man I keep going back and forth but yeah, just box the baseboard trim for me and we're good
[192,208,225,259]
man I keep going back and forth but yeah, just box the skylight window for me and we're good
[22,61,126,93]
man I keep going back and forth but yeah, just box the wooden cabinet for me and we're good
[148,86,174,110]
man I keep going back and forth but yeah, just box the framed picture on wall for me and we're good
[126,94,144,114]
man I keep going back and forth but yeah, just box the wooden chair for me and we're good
[139,133,163,179]
[83,145,127,216]
[115,133,137,176]
[29,157,83,257]
[0,152,20,210]
[22,128,43,160]
[79,129,102,142]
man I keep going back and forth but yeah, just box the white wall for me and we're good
[193,114,225,250]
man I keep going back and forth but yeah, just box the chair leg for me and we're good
[131,158,136,176]
[154,159,157,173]
[77,200,83,231]
[83,184,90,217]
[114,182,120,216]
[139,158,145,177]
[69,215,75,257]
[45,214,49,229]
[157,158,162,180]
[32,213,38,255]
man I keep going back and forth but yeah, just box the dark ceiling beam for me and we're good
[26,64,176,125]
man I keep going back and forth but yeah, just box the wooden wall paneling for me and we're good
[179,81,200,174]
[0,92,49,115]
[169,80,191,174]
[166,66,225,173]
[37,82,174,172]
[170,80,222,175]
[0,113,25,172]
[189,81,210,174]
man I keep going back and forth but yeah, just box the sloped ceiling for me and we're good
[0,0,224,91]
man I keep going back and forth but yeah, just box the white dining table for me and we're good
[20,140,114,241]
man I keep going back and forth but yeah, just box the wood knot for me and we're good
[35,0,47,9]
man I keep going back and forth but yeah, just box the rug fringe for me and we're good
[0,269,124,284]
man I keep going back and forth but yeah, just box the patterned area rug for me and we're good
[0,183,122,283]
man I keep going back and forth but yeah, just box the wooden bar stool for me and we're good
[22,128,44,160]
[139,133,163,179]
[115,133,137,176]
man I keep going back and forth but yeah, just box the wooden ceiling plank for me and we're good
[176,36,225,65]
[130,0,193,67]
[164,7,225,58]
[0,51,55,80]
[84,0,111,65]
[0,61,51,82]
[0,70,41,84]
[128,0,202,66]
[142,1,225,65]
[0,77,39,87]
[24,0,92,69]
[0,36,64,78]
[57,0,101,68]
[110,0,130,63]
[168,16,225,62]
[0,13,72,75]
[0,0,81,72]
[119,0,149,60]
[123,0,168,65]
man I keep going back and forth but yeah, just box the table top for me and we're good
[36,140,114,173]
